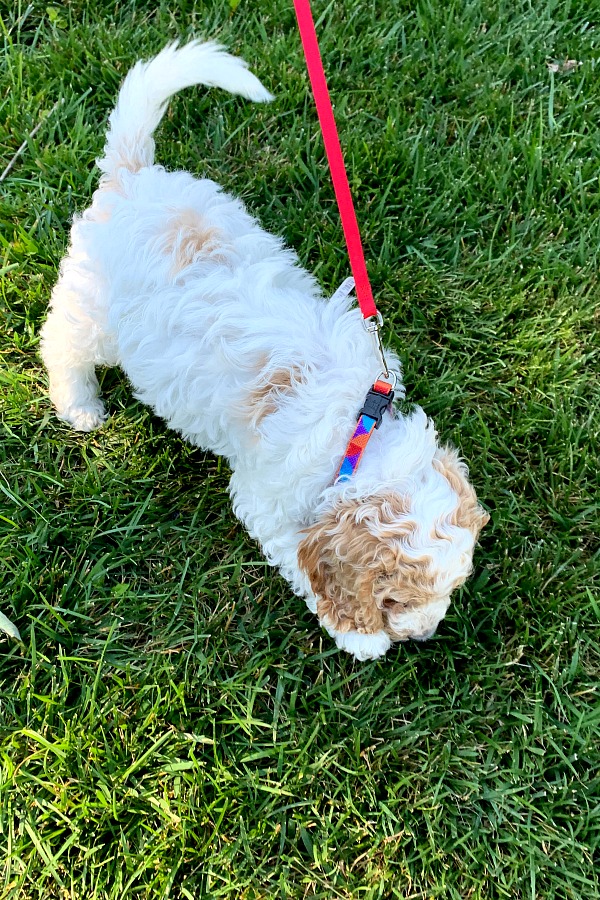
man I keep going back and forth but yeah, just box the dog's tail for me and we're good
[97,40,273,183]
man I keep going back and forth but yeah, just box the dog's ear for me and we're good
[433,447,490,537]
[297,496,408,635]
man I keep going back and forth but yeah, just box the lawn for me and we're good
[1,0,599,897]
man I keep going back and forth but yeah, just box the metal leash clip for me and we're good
[363,311,392,380]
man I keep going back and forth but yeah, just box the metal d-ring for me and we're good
[377,369,398,391]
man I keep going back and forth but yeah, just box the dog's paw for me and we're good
[59,403,108,432]
[325,625,392,661]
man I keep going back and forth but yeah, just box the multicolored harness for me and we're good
[335,379,395,483]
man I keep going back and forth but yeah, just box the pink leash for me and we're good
[292,0,378,321]
[292,0,397,482]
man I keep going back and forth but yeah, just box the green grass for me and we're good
[1,0,599,896]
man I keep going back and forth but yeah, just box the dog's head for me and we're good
[298,446,489,645]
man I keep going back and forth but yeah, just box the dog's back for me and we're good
[40,41,275,433]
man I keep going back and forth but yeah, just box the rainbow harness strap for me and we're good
[335,380,394,482]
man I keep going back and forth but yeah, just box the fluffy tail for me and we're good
[98,40,273,182]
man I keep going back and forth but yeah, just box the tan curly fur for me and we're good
[298,494,431,636]
[433,447,490,535]
[246,366,306,426]
[163,209,225,274]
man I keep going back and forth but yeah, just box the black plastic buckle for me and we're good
[360,384,394,429]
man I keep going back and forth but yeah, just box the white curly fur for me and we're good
[40,40,488,660]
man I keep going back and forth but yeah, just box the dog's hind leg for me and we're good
[40,261,113,432]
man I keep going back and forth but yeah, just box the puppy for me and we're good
[40,40,489,660]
